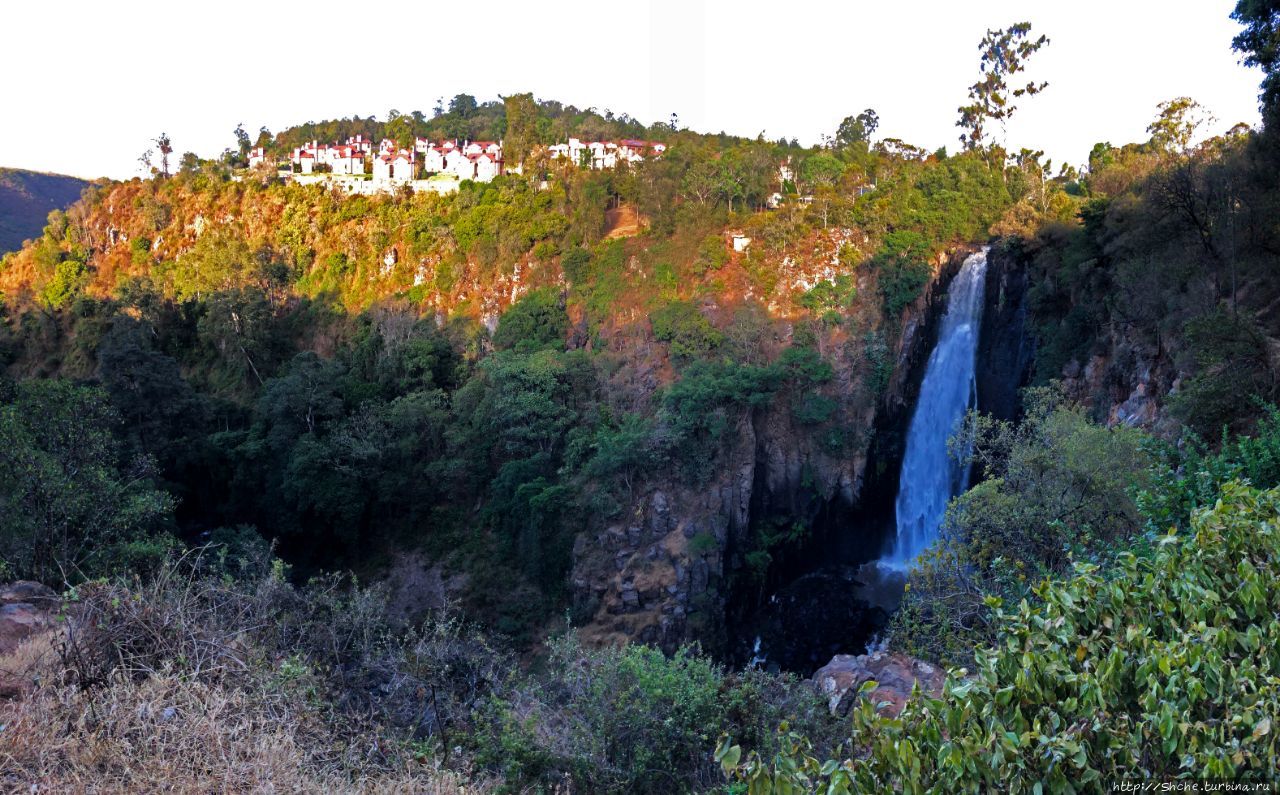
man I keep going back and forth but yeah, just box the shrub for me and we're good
[41,257,90,309]
[130,235,153,265]
[874,247,931,319]
[1137,402,1280,533]
[650,300,724,362]
[1169,309,1275,437]
[475,632,839,794]
[492,288,568,352]
[892,393,1150,665]
[722,481,1280,791]
[0,379,175,584]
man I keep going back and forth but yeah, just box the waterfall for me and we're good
[884,248,988,569]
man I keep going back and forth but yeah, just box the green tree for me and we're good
[835,108,879,148]
[1146,96,1214,154]
[492,288,568,352]
[894,391,1150,664]
[1232,0,1280,114]
[0,380,174,583]
[956,22,1050,150]
[724,482,1280,790]
[503,92,539,166]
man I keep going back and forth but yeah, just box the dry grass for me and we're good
[0,562,501,794]
[0,632,493,794]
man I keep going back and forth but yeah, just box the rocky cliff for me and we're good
[571,248,976,655]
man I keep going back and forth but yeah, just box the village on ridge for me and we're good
[243,135,668,195]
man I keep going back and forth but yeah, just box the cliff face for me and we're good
[976,246,1035,421]
[570,249,974,653]
[980,243,1181,434]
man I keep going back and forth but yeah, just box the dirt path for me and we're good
[604,203,643,239]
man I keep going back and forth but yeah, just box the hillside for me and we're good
[0,168,90,254]
[4,6,1280,790]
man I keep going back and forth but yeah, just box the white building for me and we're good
[373,150,415,182]
[462,140,502,157]
[248,147,268,168]
[423,147,447,174]
[471,152,501,181]
[444,148,472,180]
[549,138,665,169]
[327,145,364,175]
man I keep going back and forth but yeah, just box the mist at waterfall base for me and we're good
[737,250,989,674]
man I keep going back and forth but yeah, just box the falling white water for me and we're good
[884,248,988,569]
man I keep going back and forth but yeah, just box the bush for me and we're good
[1137,402,1280,534]
[723,481,1280,791]
[41,257,90,309]
[892,392,1150,665]
[474,632,839,794]
[492,288,568,352]
[872,233,932,319]
[650,300,723,362]
[1169,309,1275,437]
[0,379,175,584]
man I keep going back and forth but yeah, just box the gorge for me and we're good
[727,246,1028,674]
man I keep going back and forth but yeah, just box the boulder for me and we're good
[812,650,945,718]
[0,581,59,657]
[0,581,58,607]
[0,602,51,657]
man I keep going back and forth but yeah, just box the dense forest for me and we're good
[2,5,1280,792]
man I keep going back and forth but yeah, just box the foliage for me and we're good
[491,287,568,352]
[650,300,723,362]
[1138,402,1280,533]
[1232,0,1280,114]
[957,22,1051,150]
[474,631,840,794]
[723,481,1280,791]
[0,379,174,583]
[1169,309,1275,436]
[893,390,1150,665]
[873,232,932,318]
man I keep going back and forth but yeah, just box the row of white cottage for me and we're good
[247,135,667,184]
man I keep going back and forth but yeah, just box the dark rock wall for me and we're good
[976,246,1036,421]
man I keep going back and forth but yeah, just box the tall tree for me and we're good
[0,380,174,583]
[956,22,1050,151]
[449,94,478,119]
[1232,0,1280,115]
[1147,97,1215,154]
[503,92,538,166]
[835,108,879,148]
[153,132,173,177]
[233,123,251,160]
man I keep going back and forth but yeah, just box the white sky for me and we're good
[0,0,1261,180]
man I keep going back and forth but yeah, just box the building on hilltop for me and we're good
[423,146,447,174]
[548,138,665,169]
[471,151,501,181]
[373,150,416,182]
[327,145,364,175]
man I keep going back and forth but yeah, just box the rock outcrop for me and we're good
[812,650,945,718]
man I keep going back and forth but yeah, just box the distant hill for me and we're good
[0,168,91,254]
